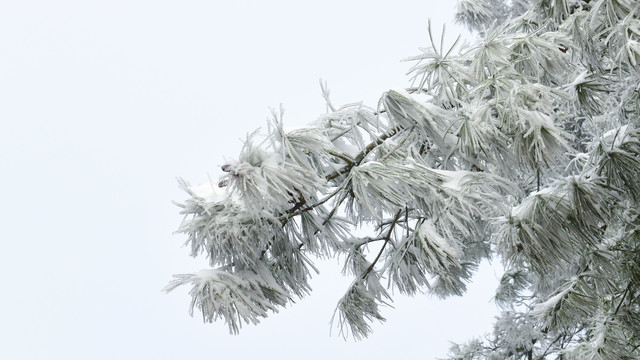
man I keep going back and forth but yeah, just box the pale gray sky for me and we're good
[0,1,501,359]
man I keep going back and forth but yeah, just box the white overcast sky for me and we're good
[0,1,503,359]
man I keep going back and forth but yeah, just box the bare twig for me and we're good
[360,210,403,280]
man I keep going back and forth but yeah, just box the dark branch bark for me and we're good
[327,126,401,181]
[360,210,403,280]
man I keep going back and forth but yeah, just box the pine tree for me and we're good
[166,0,640,357]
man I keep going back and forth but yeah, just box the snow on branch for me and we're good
[166,1,640,355]
[164,265,289,335]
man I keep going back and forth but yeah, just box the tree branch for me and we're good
[327,126,402,181]
[325,149,355,166]
[613,282,631,316]
[360,210,403,280]
[279,184,345,222]
[279,126,402,225]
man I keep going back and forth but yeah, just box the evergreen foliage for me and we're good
[167,0,640,357]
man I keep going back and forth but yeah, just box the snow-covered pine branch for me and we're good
[167,0,640,357]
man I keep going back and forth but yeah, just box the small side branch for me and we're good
[360,210,403,280]
[280,184,345,222]
[614,282,631,316]
[327,126,402,181]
